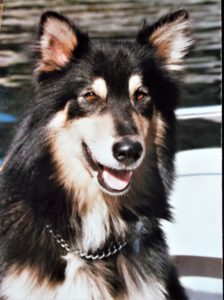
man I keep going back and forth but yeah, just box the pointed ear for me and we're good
[36,11,89,72]
[136,10,193,70]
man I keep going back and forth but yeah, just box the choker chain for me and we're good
[46,224,127,260]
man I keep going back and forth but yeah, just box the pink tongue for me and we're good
[102,167,132,191]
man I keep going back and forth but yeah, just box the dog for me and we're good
[0,9,192,300]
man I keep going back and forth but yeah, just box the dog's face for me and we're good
[36,11,192,197]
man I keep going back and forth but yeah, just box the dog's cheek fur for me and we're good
[47,109,113,197]
[154,111,176,193]
[132,112,150,141]
[47,109,127,252]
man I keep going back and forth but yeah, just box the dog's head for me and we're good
[35,10,192,197]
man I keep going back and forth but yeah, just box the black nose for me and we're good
[112,137,143,165]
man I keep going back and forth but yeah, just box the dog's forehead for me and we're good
[78,44,143,94]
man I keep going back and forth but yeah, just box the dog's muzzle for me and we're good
[82,137,144,196]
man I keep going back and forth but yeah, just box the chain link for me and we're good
[46,224,127,260]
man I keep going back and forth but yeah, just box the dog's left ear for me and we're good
[136,10,193,70]
[36,11,89,72]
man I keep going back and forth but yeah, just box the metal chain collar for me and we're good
[46,224,127,261]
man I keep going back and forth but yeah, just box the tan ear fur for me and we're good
[149,13,193,70]
[37,15,78,72]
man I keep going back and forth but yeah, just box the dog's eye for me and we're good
[135,89,149,102]
[84,92,98,103]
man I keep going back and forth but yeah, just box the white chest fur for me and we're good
[1,254,166,300]
[1,254,111,300]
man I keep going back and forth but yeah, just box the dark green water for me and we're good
[0,0,221,160]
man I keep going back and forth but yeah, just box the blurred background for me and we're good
[0,0,221,162]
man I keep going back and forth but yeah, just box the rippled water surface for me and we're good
[0,0,221,158]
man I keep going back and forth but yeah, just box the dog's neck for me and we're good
[45,193,142,261]
[46,223,127,260]
[73,190,128,254]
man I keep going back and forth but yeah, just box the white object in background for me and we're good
[162,148,222,298]
[176,105,221,122]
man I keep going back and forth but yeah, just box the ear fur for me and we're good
[137,10,193,70]
[37,11,88,72]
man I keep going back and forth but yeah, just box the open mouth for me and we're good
[82,142,133,195]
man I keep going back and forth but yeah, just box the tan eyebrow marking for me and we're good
[91,78,108,99]
[128,74,142,97]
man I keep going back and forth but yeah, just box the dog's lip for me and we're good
[82,142,100,172]
[82,142,133,194]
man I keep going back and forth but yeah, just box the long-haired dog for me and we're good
[0,9,192,300]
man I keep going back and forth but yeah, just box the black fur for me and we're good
[0,10,191,300]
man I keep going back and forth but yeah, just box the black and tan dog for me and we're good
[0,9,192,300]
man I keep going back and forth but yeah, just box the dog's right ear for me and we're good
[136,10,193,71]
[36,11,89,73]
